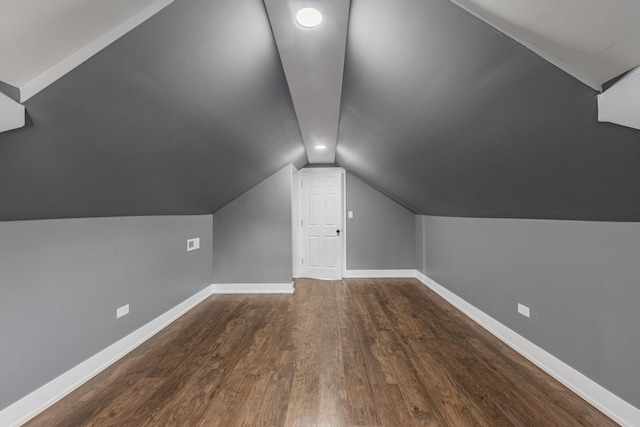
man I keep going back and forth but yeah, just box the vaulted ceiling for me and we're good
[0,0,307,220]
[1,0,639,221]
[337,0,640,221]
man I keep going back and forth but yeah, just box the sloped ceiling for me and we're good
[0,0,306,220]
[0,0,174,102]
[264,0,350,164]
[337,0,640,221]
[1,0,640,222]
[450,0,640,91]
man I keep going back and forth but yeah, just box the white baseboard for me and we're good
[211,282,294,294]
[5,273,636,427]
[343,269,416,278]
[414,270,640,427]
[0,284,214,427]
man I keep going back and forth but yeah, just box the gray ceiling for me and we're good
[0,0,307,220]
[337,0,640,221]
[1,0,640,221]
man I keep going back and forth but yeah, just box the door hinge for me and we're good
[301,258,304,265]
[301,219,303,226]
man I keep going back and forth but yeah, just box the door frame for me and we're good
[294,167,347,279]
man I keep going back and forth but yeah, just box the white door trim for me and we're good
[341,168,347,279]
[296,167,346,279]
[291,168,300,278]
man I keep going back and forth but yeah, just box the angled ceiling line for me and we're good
[264,0,351,164]
[448,0,640,92]
[0,0,174,103]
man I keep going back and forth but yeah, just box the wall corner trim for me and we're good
[343,269,416,278]
[414,270,640,427]
[211,282,294,294]
[0,284,214,427]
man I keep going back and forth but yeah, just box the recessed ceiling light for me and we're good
[315,145,327,150]
[296,8,322,28]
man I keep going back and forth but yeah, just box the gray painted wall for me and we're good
[346,173,416,270]
[419,215,640,408]
[415,215,426,273]
[212,165,293,283]
[0,215,213,410]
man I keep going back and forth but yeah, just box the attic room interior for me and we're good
[1,0,640,425]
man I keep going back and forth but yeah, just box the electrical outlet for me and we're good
[187,237,200,252]
[117,304,129,319]
[518,303,530,318]
[348,211,354,219]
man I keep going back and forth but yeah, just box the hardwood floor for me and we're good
[27,278,616,426]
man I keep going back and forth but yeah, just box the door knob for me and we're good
[336,229,341,236]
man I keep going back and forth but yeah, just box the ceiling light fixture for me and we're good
[296,8,322,28]
[315,144,327,150]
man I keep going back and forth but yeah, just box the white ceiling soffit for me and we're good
[0,91,25,134]
[598,67,640,131]
[449,0,640,91]
[264,0,351,164]
[0,0,173,103]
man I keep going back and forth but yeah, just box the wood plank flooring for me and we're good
[26,278,616,426]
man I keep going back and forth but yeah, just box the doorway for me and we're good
[296,168,345,280]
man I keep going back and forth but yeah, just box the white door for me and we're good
[299,169,343,280]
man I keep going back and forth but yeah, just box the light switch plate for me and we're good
[348,211,354,219]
